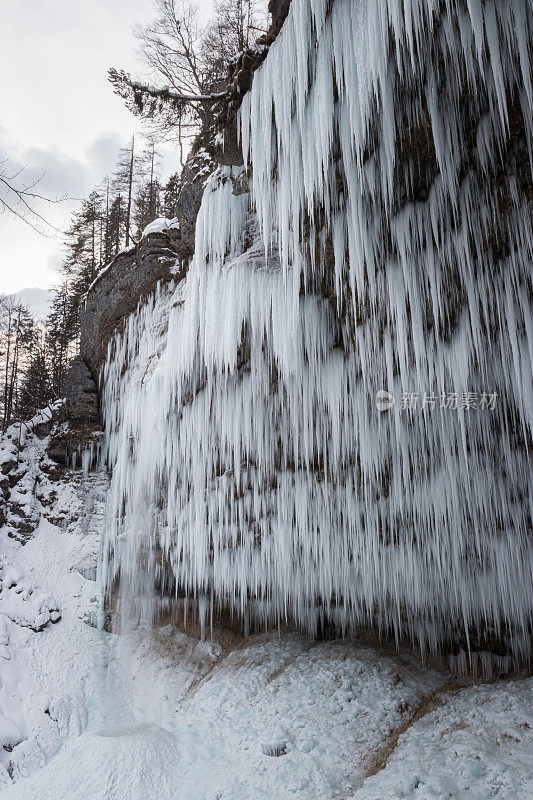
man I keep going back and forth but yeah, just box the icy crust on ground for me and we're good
[0,417,106,785]
[103,161,531,662]
[0,624,454,800]
[348,679,533,800]
[3,621,533,800]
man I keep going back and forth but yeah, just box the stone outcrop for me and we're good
[76,4,293,384]
[66,7,287,413]
[46,360,101,467]
[80,228,183,379]
[62,357,98,425]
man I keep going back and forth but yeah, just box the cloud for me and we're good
[0,1,158,294]
[0,128,131,243]
[86,131,125,177]
[0,127,88,219]
[0,0,184,294]
[0,129,127,293]
[14,148,90,200]
[0,127,128,211]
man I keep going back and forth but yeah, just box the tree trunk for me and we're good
[125,137,135,247]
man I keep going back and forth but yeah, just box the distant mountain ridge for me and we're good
[9,287,52,321]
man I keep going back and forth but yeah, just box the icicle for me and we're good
[100,0,533,664]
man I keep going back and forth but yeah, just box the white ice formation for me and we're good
[100,0,533,664]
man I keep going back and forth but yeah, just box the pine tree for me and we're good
[134,178,162,238]
[0,298,36,430]
[16,348,52,421]
[134,135,163,237]
[162,172,181,218]
[106,194,127,258]
[114,137,136,247]
[46,284,79,397]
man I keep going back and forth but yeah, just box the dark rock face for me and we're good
[168,144,215,258]
[45,357,101,466]
[215,118,245,167]
[268,0,291,27]
[231,169,250,196]
[62,357,98,425]
[80,229,185,380]
[215,0,293,168]
[46,425,103,467]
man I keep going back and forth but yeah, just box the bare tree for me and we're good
[0,297,36,431]
[0,157,65,234]
[113,137,137,247]
[109,0,268,142]
[202,0,264,77]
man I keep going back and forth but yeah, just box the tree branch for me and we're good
[109,69,227,106]
[0,160,66,233]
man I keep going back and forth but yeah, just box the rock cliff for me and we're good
[80,143,214,381]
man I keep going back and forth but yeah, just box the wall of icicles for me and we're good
[101,0,533,665]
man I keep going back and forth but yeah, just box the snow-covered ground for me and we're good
[0,411,106,786]
[0,415,532,800]
[347,679,533,800]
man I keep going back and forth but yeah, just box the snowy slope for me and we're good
[0,412,106,784]
[3,620,533,800]
[349,680,533,799]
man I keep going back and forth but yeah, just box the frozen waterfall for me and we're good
[101,0,533,666]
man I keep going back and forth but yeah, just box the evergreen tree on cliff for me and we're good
[162,172,181,217]
[105,194,127,259]
[134,135,163,236]
[113,137,136,247]
[46,284,79,397]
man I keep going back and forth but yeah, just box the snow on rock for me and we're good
[141,216,180,237]
[0,550,59,632]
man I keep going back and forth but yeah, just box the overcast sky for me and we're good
[0,0,212,295]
